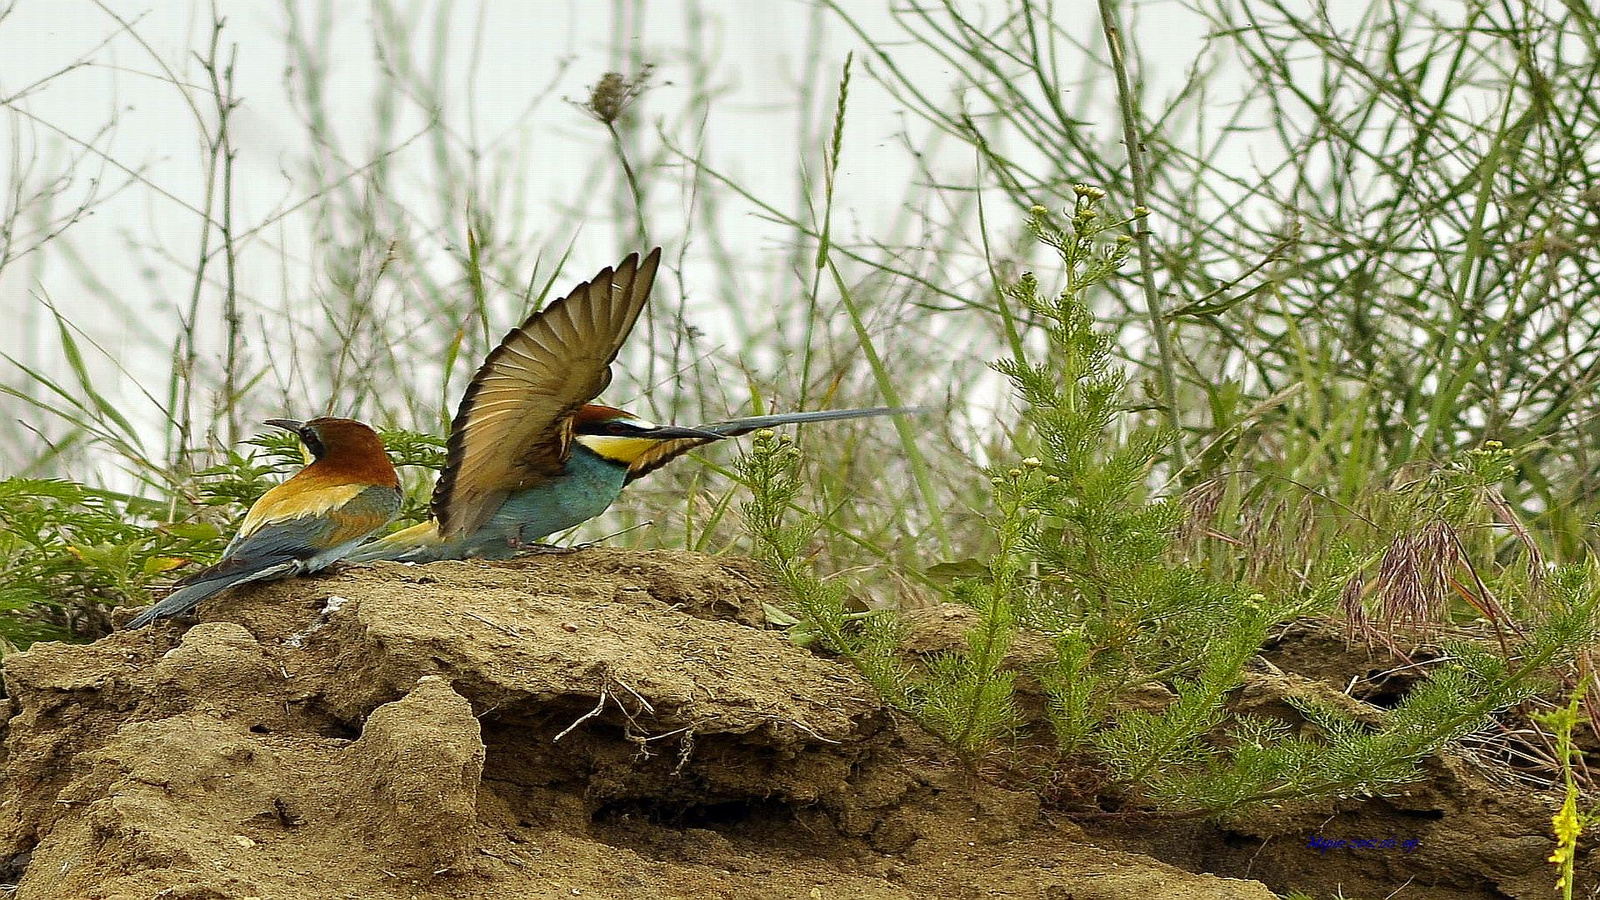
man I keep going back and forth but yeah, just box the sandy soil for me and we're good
[0,550,1585,898]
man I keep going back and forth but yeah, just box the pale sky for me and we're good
[0,0,1215,482]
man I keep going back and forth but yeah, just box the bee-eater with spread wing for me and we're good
[349,248,916,563]
[126,417,402,628]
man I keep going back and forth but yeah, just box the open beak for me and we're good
[264,418,304,432]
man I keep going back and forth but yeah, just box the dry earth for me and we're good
[0,550,1587,898]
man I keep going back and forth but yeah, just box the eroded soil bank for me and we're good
[0,550,1584,898]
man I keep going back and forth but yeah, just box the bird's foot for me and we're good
[507,537,586,555]
[308,560,368,577]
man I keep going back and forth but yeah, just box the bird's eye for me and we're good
[606,422,630,435]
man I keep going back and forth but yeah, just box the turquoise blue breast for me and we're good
[461,446,629,558]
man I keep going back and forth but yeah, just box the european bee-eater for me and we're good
[349,248,915,563]
[126,417,401,628]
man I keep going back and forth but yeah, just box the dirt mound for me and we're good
[1,549,1273,899]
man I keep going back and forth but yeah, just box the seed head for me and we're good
[580,65,655,126]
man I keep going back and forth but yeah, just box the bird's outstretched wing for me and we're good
[434,249,662,539]
[624,406,924,483]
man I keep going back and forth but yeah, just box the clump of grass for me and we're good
[823,0,1600,557]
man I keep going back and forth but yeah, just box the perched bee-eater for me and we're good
[349,248,915,563]
[126,417,401,629]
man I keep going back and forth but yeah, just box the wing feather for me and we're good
[434,248,662,538]
[192,484,400,581]
[624,436,722,484]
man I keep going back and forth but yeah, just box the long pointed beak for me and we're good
[264,418,304,432]
[686,406,931,437]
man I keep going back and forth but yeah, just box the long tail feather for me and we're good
[125,559,298,628]
[624,406,929,484]
[690,406,930,437]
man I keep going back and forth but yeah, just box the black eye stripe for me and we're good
[584,420,640,436]
[300,428,326,458]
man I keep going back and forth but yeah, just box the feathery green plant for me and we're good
[0,479,215,647]
[737,428,907,704]
[745,188,1595,818]
[976,192,1294,802]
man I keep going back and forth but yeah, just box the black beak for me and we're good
[264,418,304,432]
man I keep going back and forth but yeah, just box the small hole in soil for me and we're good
[1393,807,1445,821]
[249,724,270,734]
[1350,668,1426,708]
[591,796,792,831]
[1,847,33,885]
[317,719,361,741]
